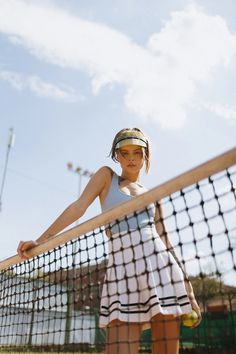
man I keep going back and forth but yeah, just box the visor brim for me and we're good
[115,138,147,149]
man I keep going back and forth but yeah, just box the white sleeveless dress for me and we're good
[99,171,192,329]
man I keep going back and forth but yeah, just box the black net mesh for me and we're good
[0,163,236,353]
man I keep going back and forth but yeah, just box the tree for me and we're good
[190,274,221,301]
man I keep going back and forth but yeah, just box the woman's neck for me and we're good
[120,171,141,183]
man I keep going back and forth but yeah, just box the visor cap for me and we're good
[115,131,147,149]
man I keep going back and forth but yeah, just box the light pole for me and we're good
[65,163,94,346]
[67,163,94,205]
[0,128,15,212]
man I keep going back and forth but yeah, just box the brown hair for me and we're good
[109,128,151,173]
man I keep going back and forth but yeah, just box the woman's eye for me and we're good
[120,150,142,158]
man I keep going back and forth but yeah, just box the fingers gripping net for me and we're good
[0,148,236,353]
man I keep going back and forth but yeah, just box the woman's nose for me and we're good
[128,155,134,161]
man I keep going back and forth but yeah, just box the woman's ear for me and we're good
[115,150,120,162]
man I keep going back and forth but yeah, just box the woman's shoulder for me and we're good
[94,166,115,183]
[97,166,114,176]
[95,167,115,203]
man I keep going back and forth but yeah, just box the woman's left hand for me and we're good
[184,280,202,328]
[189,297,202,328]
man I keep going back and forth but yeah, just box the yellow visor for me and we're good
[115,131,147,149]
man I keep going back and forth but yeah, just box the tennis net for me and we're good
[0,147,236,353]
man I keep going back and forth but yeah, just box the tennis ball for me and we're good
[182,310,198,327]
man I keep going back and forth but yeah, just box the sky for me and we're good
[0,0,236,282]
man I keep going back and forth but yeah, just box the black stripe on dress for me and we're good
[101,294,189,310]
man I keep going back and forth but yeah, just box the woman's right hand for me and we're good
[17,240,39,260]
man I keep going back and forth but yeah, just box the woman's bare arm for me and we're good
[155,203,202,326]
[17,166,111,259]
[155,203,188,275]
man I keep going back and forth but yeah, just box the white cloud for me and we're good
[0,0,235,128]
[0,70,82,102]
[200,101,236,123]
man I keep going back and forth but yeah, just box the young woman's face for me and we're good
[116,144,145,173]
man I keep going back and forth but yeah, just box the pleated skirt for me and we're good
[99,227,192,329]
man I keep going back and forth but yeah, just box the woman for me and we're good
[17,128,201,354]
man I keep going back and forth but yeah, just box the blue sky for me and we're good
[0,0,236,277]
